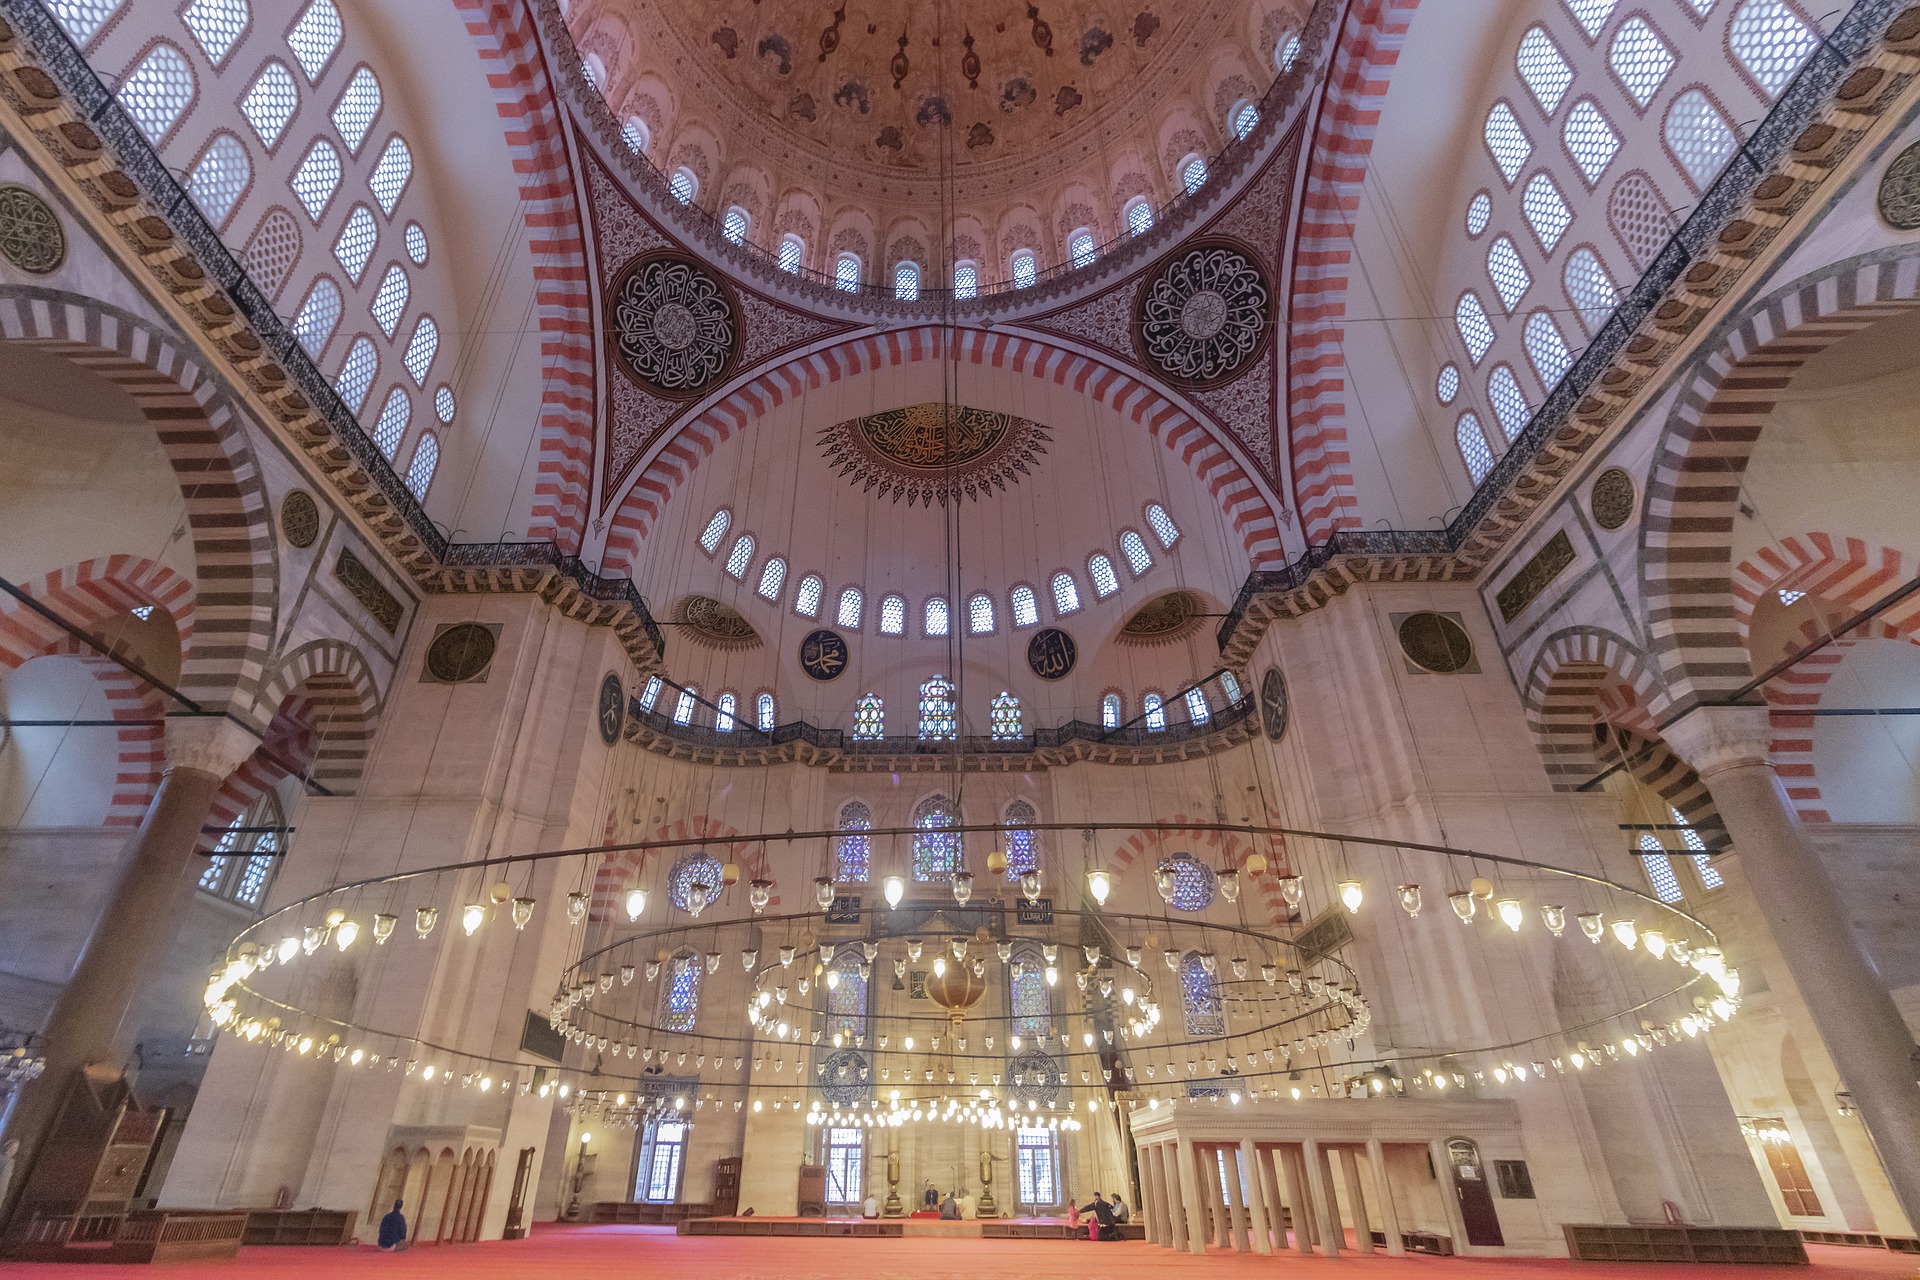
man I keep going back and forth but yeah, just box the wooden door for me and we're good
[1445,1138,1504,1247]
[712,1157,742,1217]
[798,1165,827,1217]
[504,1147,536,1240]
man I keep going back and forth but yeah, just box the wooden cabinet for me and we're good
[797,1165,827,1217]
[712,1157,741,1217]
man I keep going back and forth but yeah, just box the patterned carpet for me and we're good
[0,1225,1914,1277]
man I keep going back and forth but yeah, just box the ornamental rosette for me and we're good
[609,255,738,396]
[1137,244,1269,385]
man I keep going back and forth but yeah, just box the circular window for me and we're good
[280,490,320,548]
[819,1049,871,1104]
[1466,191,1492,238]
[0,185,66,275]
[434,386,456,423]
[1166,853,1216,912]
[1008,1048,1063,1104]
[1436,364,1461,405]
[1590,467,1635,530]
[1397,613,1474,673]
[405,222,429,265]
[668,853,725,912]
[425,623,497,682]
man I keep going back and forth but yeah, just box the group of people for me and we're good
[1069,1191,1131,1241]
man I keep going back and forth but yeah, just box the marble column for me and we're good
[1173,1138,1207,1255]
[1239,1140,1273,1254]
[1303,1138,1341,1257]
[0,718,255,1210]
[1156,1143,1186,1252]
[1340,1147,1375,1254]
[1199,1145,1226,1246]
[1258,1145,1284,1250]
[1280,1145,1313,1254]
[1367,1137,1405,1256]
[1221,1144,1250,1251]
[1139,1142,1160,1245]
[1664,706,1920,1228]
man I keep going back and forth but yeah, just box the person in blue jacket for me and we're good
[377,1200,408,1250]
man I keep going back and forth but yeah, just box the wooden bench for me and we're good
[1564,1223,1807,1265]
[242,1208,358,1245]
[981,1221,1147,1240]
[4,1210,247,1264]
[590,1201,712,1224]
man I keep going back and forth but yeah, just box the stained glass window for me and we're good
[923,597,949,637]
[187,134,249,227]
[990,691,1022,740]
[1087,554,1119,598]
[119,44,195,142]
[287,0,343,81]
[794,575,824,617]
[1729,0,1816,97]
[1146,503,1180,548]
[332,66,381,155]
[1101,693,1122,730]
[919,676,956,741]
[968,594,996,634]
[756,556,787,601]
[698,509,730,553]
[836,801,872,881]
[668,854,724,912]
[837,587,863,629]
[879,594,906,635]
[756,692,775,731]
[1011,956,1051,1036]
[1004,800,1039,875]
[662,951,701,1030]
[853,694,884,739]
[1050,573,1081,615]
[1563,99,1621,186]
[1184,686,1211,725]
[724,534,755,579]
[911,793,961,880]
[1143,693,1166,732]
[1010,586,1039,627]
[290,139,341,221]
[1119,532,1153,575]
[1180,951,1226,1034]
[715,691,736,732]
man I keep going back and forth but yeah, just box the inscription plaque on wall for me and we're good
[333,547,401,634]
[1496,530,1576,622]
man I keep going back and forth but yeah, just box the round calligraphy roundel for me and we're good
[1026,628,1077,681]
[1136,241,1270,387]
[799,629,850,682]
[608,253,739,398]
[597,672,625,745]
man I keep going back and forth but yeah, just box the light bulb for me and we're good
[625,888,647,921]
[826,970,841,990]
[1541,904,1567,937]
[334,920,360,950]
[1611,919,1638,950]
[1086,869,1112,906]
[277,936,300,964]
[1044,965,1058,987]
[884,875,905,908]
[1496,898,1523,932]
[1397,884,1422,917]
[511,897,536,930]
[1338,880,1363,914]
[932,956,947,978]
[1279,875,1304,908]
[1449,890,1476,923]
[1020,870,1043,902]
[1641,930,1668,959]
[461,904,485,936]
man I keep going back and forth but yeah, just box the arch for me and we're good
[250,638,384,791]
[0,293,275,722]
[1520,626,1663,789]
[601,327,1289,573]
[0,556,196,671]
[1642,248,1920,709]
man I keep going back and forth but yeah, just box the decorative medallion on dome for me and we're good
[1117,590,1202,645]
[608,254,739,397]
[424,623,497,683]
[279,490,320,549]
[1397,612,1475,675]
[1590,468,1635,531]
[1259,668,1289,742]
[799,628,849,681]
[1878,140,1920,231]
[0,185,65,276]
[817,402,1050,506]
[1136,242,1270,387]
[679,595,761,649]
[1026,628,1077,680]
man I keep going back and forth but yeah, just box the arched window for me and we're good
[119,44,195,142]
[1664,90,1737,188]
[662,950,701,1031]
[332,204,376,282]
[724,533,755,579]
[1183,686,1211,725]
[836,801,873,882]
[1009,585,1039,628]
[1457,413,1495,483]
[715,691,737,732]
[722,206,749,245]
[698,508,731,554]
[1455,292,1496,364]
[1087,554,1119,598]
[1179,155,1208,195]
[290,139,341,221]
[1524,310,1574,386]
[242,208,302,299]
[638,675,663,712]
[1437,364,1461,404]
[1729,0,1818,98]
[968,593,996,634]
[1124,197,1154,236]
[668,852,723,911]
[1486,235,1531,312]
[1143,692,1166,732]
[853,694,884,739]
[826,950,868,1039]
[918,676,956,741]
[1146,503,1180,548]
[288,0,342,80]
[403,315,438,384]
[953,261,979,298]
[1067,231,1096,270]
[779,234,805,273]
[837,587,863,629]
[48,0,124,45]
[1672,805,1724,889]
[1118,531,1153,576]
[1484,102,1531,185]
[1049,572,1081,615]
[990,692,1022,739]
[923,596,950,637]
[893,261,920,300]
[1180,951,1226,1034]
[1004,799,1039,875]
[756,556,787,601]
[371,388,409,457]
[1608,18,1674,107]
[1563,246,1619,333]
[1637,833,1685,904]
[911,793,961,880]
[834,252,862,291]
[1101,693,1122,730]
[1010,952,1052,1036]
[1275,33,1302,72]
[405,432,438,499]
[369,265,410,336]
[1522,172,1572,253]
[1230,101,1259,139]
[755,691,776,731]
[334,337,377,412]
[672,683,699,726]
[1563,98,1621,186]
[622,116,651,155]
[581,53,605,92]
[332,66,381,155]
[290,278,342,357]
[794,574,824,618]
[1010,249,1038,289]
[879,593,906,635]
[1563,0,1618,38]
[197,793,283,907]
[1488,364,1532,440]
[187,133,249,228]
[668,168,697,204]
[1608,172,1671,270]
[1516,27,1573,115]
[361,135,412,216]
[1220,670,1243,703]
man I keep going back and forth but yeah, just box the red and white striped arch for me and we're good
[0,556,195,672]
[1108,816,1293,927]
[589,815,778,922]
[599,327,1291,575]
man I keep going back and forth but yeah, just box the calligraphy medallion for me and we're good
[1026,628,1077,681]
[800,628,850,681]
[817,402,1049,506]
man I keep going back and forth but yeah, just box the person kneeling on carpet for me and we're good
[939,1192,961,1220]
[1078,1192,1122,1241]
[377,1200,408,1251]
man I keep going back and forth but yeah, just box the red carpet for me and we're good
[0,1225,1912,1277]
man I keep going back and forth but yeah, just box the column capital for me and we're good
[1657,705,1773,779]
[163,716,258,780]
